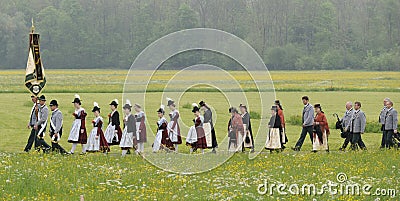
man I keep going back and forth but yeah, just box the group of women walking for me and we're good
[67,94,147,156]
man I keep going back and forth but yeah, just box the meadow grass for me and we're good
[0,70,400,200]
[2,70,400,93]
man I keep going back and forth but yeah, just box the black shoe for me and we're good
[126,149,131,154]
[291,147,300,151]
[311,150,317,153]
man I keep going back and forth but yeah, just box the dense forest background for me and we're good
[0,0,399,70]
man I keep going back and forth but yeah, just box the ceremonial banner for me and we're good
[25,20,46,96]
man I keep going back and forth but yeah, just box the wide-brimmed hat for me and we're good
[157,105,165,114]
[72,94,81,104]
[109,99,119,106]
[239,103,247,110]
[192,103,200,113]
[123,99,132,110]
[92,102,100,112]
[39,95,46,101]
[49,100,58,106]
[199,101,206,107]
[166,97,175,106]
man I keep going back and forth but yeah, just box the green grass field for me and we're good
[0,70,400,200]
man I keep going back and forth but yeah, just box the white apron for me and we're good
[265,128,281,149]
[104,124,116,144]
[68,119,81,142]
[312,131,328,151]
[153,130,163,152]
[86,127,100,151]
[119,127,134,148]
[203,122,212,147]
[135,122,141,141]
[236,131,244,152]
[186,126,198,144]
[167,121,178,143]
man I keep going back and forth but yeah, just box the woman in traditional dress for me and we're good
[86,102,110,153]
[166,98,182,152]
[120,100,136,156]
[186,103,207,154]
[104,99,123,146]
[153,105,169,152]
[199,101,218,153]
[265,106,282,152]
[312,104,330,152]
[134,103,147,154]
[68,94,88,155]
[228,107,244,152]
[275,100,288,150]
[239,104,255,153]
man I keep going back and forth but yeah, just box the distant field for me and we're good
[1,70,400,93]
[0,70,399,200]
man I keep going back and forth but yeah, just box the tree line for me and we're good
[0,0,399,70]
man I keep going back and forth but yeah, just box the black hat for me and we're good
[109,99,119,106]
[275,100,280,104]
[49,100,58,106]
[122,99,132,110]
[166,98,175,106]
[314,103,321,108]
[192,103,200,113]
[271,105,278,112]
[199,101,206,107]
[72,94,81,104]
[239,103,247,110]
[92,102,101,112]
[157,105,165,114]
[31,95,37,98]
[229,107,237,113]
[39,95,46,101]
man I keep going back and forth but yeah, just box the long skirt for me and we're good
[162,128,174,150]
[228,131,243,152]
[167,121,182,144]
[265,128,282,150]
[68,119,87,144]
[119,127,135,149]
[196,136,207,149]
[86,128,100,152]
[153,130,163,152]
[281,128,288,144]
[203,123,213,148]
[312,131,328,151]
[243,124,253,148]
[136,122,147,143]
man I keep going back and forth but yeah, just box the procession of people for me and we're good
[24,94,398,155]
